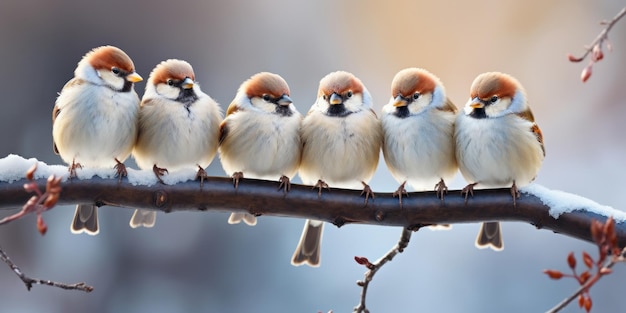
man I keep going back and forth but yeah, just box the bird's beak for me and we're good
[469,98,484,109]
[329,93,343,105]
[126,72,143,83]
[182,77,195,89]
[277,94,293,106]
[393,95,408,107]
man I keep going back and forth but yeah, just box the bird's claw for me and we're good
[196,165,208,188]
[278,175,291,193]
[114,158,127,182]
[360,181,375,205]
[232,172,244,189]
[461,182,477,204]
[434,178,448,202]
[313,179,329,197]
[153,164,168,184]
[393,181,408,207]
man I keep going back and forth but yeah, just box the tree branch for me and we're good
[354,228,413,313]
[0,175,624,247]
[0,245,93,292]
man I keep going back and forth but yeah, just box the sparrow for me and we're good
[381,68,458,206]
[219,72,302,226]
[130,59,222,228]
[455,72,545,250]
[292,71,382,267]
[52,45,143,235]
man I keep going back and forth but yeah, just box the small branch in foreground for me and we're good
[568,6,626,82]
[0,164,61,235]
[0,245,93,292]
[545,217,625,313]
[354,227,413,313]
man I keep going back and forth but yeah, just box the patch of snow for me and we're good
[521,183,626,223]
[0,154,67,182]
[0,154,198,186]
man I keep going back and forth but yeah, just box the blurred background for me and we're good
[1,0,625,312]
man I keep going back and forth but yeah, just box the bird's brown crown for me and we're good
[470,72,518,100]
[150,59,195,85]
[318,71,364,98]
[392,68,437,97]
[86,46,135,73]
[243,72,290,98]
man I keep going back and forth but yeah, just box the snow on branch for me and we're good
[0,154,625,247]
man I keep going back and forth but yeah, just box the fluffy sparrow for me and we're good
[131,59,222,228]
[381,68,458,206]
[455,72,545,250]
[292,71,382,267]
[52,45,142,235]
[219,72,302,226]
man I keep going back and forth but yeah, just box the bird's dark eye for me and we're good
[167,79,174,86]
[413,92,420,100]
[263,95,271,102]
[346,91,353,98]
[490,96,499,103]
[111,67,121,75]
[322,95,327,100]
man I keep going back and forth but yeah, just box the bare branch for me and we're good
[0,245,93,292]
[0,176,625,247]
[569,7,626,62]
[546,247,626,313]
[568,6,626,82]
[354,228,413,313]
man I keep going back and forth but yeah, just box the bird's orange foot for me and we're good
[232,172,244,189]
[313,179,329,197]
[434,178,448,202]
[68,159,83,180]
[393,181,408,207]
[510,181,520,207]
[360,181,375,205]
[461,182,478,204]
[114,158,127,182]
[153,164,168,184]
[278,175,291,193]
[196,165,208,188]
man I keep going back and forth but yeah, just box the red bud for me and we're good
[544,269,564,279]
[584,296,592,312]
[578,294,585,308]
[567,252,576,269]
[591,44,604,62]
[582,251,594,269]
[26,164,37,180]
[579,271,591,284]
[581,65,592,83]
[354,256,370,265]
[37,215,47,235]
[567,53,584,63]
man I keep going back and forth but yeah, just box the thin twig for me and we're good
[571,6,626,61]
[354,228,413,313]
[0,245,93,292]
[546,247,626,313]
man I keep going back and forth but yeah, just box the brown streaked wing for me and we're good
[531,123,545,156]
[52,105,60,155]
[368,108,378,118]
[515,108,535,123]
[218,120,229,145]
[225,103,241,117]
[517,108,544,156]
[439,97,458,113]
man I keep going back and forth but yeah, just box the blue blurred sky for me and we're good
[1,0,625,312]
